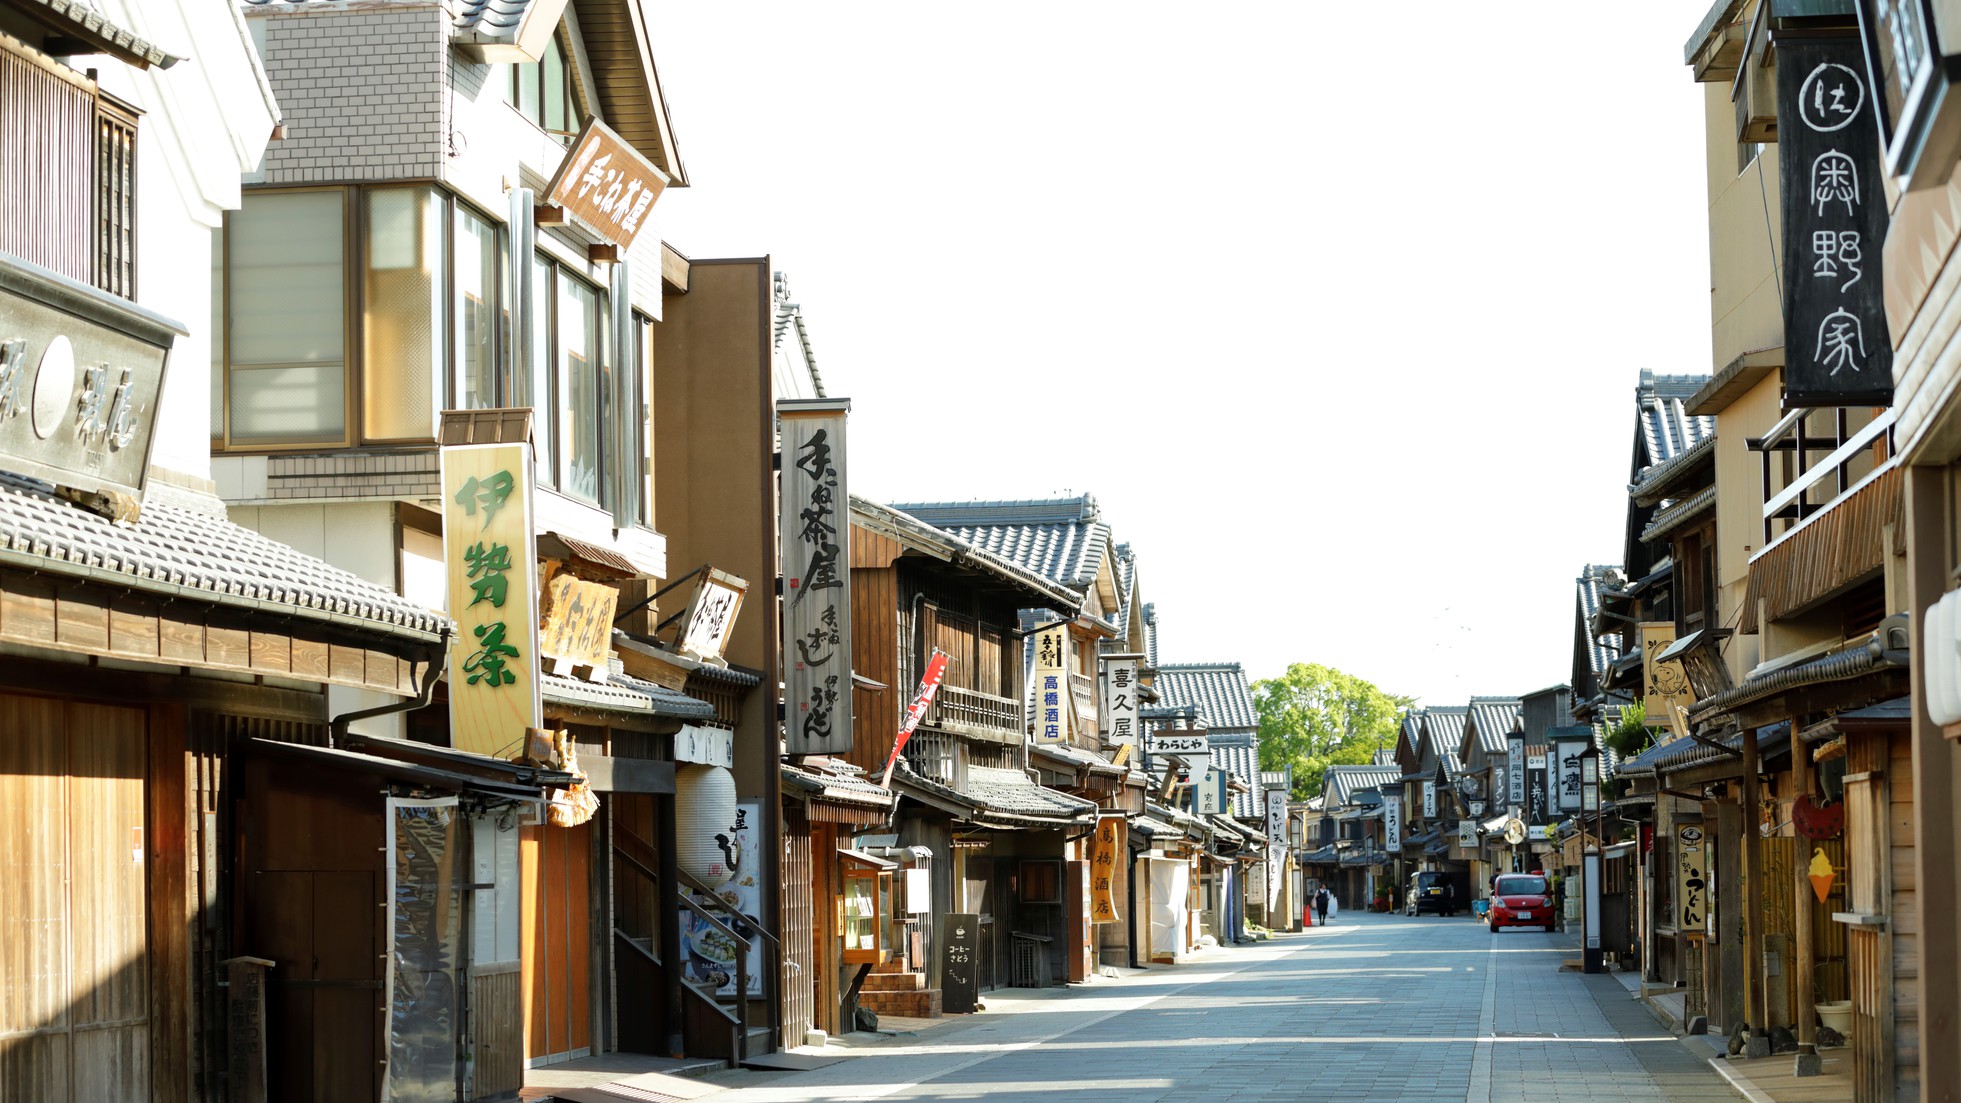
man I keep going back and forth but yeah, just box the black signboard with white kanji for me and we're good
[1779,35,1894,408]
[941,912,980,1014]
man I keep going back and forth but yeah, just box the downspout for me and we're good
[329,628,451,747]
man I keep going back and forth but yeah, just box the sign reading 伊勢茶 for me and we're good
[443,443,541,758]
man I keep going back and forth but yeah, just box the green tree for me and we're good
[1252,663,1412,801]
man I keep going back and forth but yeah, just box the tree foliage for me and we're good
[1252,663,1412,801]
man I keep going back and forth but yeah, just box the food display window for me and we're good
[841,856,894,965]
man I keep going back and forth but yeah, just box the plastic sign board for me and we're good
[1383,793,1402,851]
[1144,731,1208,760]
[781,399,852,755]
[1100,654,1142,749]
[1195,767,1227,815]
[443,442,542,758]
[1266,790,1288,845]
[1421,780,1437,819]
[1677,823,1708,934]
[1031,624,1069,745]
[1506,734,1527,806]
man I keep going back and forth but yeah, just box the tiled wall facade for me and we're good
[252,2,448,183]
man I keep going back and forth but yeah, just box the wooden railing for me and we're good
[926,684,1021,743]
[1753,407,1895,548]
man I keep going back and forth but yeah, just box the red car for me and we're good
[1488,873,1553,932]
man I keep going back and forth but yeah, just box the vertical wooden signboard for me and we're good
[443,442,541,757]
[1091,816,1121,923]
[781,399,853,755]
[1778,35,1893,406]
[1031,624,1069,745]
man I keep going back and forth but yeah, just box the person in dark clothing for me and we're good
[1314,887,1330,926]
[1443,880,1456,917]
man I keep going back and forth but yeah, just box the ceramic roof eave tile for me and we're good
[1641,486,1718,545]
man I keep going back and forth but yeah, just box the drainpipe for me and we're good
[328,628,451,747]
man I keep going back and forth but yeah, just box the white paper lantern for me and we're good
[675,763,739,889]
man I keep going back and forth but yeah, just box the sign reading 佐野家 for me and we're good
[442,443,541,758]
[1031,623,1069,745]
[1090,816,1121,923]
[781,399,853,755]
[543,118,669,251]
[1778,36,1893,407]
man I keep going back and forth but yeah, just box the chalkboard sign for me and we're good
[1778,34,1893,408]
[941,912,980,1014]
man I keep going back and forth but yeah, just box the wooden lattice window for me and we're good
[94,94,137,298]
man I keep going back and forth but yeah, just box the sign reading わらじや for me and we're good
[781,400,852,755]
[1031,624,1069,745]
[442,443,541,758]
[1778,37,1893,407]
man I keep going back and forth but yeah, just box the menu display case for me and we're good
[841,861,894,965]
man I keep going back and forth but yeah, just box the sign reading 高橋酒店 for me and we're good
[781,399,852,755]
[443,443,542,758]
[543,118,669,252]
[1031,623,1070,746]
[0,256,176,508]
[1778,36,1893,407]
[1090,816,1121,923]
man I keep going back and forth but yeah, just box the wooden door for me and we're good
[0,697,149,1103]
[1843,739,1894,1103]
[521,822,592,1063]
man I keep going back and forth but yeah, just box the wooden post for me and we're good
[1907,464,1960,1103]
[1791,713,1820,1076]
[1742,728,1769,1057]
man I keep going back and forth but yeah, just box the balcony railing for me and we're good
[1752,407,1896,549]
[924,684,1021,744]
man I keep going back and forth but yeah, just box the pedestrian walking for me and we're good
[1314,886,1330,926]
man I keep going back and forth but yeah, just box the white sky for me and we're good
[647,3,1721,707]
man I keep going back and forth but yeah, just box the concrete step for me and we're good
[861,971,926,992]
[858,987,941,1018]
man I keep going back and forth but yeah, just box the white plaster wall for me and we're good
[75,1,277,490]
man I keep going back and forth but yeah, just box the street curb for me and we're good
[1703,1055,1775,1103]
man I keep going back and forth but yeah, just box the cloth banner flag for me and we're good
[881,649,950,786]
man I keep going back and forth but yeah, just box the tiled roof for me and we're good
[1323,765,1403,807]
[1111,542,1138,637]
[1576,565,1624,682]
[964,765,1100,820]
[1465,698,1522,756]
[1635,369,1716,473]
[22,0,175,67]
[1642,486,1717,545]
[1418,707,1467,778]
[781,760,894,810]
[887,496,1111,593]
[0,471,444,638]
[541,670,716,721]
[1153,662,1258,731]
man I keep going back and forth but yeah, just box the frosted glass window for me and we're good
[558,276,601,504]
[363,188,444,440]
[227,191,345,442]
[454,206,503,409]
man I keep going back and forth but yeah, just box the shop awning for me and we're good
[889,760,1097,830]
[782,759,895,826]
[837,848,896,870]
[247,737,553,801]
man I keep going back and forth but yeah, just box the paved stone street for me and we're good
[684,912,1739,1103]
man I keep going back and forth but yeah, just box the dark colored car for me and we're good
[1489,873,1553,932]
[1405,870,1458,916]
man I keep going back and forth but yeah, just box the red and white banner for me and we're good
[881,649,950,787]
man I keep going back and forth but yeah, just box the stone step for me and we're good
[858,987,941,1018]
[861,970,926,992]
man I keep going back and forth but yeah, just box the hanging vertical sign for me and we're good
[1639,622,1695,721]
[1090,815,1121,923]
[1195,766,1226,815]
[1551,730,1591,814]
[1421,780,1437,819]
[1506,733,1527,808]
[1031,623,1069,745]
[1266,790,1288,845]
[1100,653,1142,749]
[1779,35,1893,407]
[781,399,853,755]
[1676,822,1708,934]
[1383,792,1402,852]
[443,443,541,758]
[1457,819,1478,849]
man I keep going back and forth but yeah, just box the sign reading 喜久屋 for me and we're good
[1101,654,1141,749]
[1778,36,1893,407]
[781,400,853,756]
[443,442,542,758]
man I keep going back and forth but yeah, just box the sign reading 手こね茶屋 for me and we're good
[1778,37,1892,407]
[781,400,852,755]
